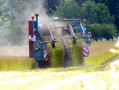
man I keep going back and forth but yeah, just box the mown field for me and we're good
[0,63,119,90]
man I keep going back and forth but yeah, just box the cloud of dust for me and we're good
[0,0,64,56]
[110,37,119,54]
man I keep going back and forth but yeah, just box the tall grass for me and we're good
[68,39,83,66]
[84,51,117,65]
[0,56,34,71]
[84,41,117,65]
[49,42,64,68]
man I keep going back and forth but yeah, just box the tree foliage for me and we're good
[0,0,11,27]
[80,0,113,24]
[53,0,80,19]
[88,24,116,40]
[93,0,119,32]
[45,0,62,14]
[0,0,119,44]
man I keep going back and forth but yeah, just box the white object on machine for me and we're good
[38,24,43,39]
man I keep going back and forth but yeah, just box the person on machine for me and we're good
[34,29,40,40]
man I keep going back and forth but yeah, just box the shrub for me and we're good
[88,23,117,41]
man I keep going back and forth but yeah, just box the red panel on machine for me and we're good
[28,21,33,58]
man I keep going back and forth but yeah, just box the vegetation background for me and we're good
[0,0,119,46]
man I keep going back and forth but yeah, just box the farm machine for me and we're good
[28,14,91,68]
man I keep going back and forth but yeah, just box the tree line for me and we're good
[47,0,119,32]
[46,0,119,40]
[0,0,119,45]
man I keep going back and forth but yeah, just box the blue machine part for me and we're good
[74,26,82,33]
[34,40,50,61]
[31,14,59,61]
[74,25,84,33]
[74,26,87,35]
[77,26,82,33]
[83,28,87,35]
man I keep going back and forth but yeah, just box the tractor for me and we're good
[28,14,91,68]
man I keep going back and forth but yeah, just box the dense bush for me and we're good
[88,24,117,40]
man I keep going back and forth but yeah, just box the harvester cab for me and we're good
[54,17,92,57]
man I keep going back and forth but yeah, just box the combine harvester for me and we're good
[28,14,91,68]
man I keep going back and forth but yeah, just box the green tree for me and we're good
[53,0,80,19]
[107,0,119,32]
[96,3,114,24]
[80,0,98,24]
[88,24,116,40]
[75,0,87,5]
[0,0,11,27]
[80,0,113,24]
[10,0,13,25]
[45,0,62,14]
[93,0,119,33]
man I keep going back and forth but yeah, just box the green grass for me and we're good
[68,39,83,66]
[91,40,116,44]
[84,51,117,65]
[0,56,34,71]
[49,42,64,68]
[45,65,108,72]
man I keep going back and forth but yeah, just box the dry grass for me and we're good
[0,62,119,90]
[0,45,28,56]
[0,56,34,71]
[89,41,116,57]
[83,41,117,65]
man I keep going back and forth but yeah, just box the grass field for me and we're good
[84,41,117,65]
[0,56,34,71]
[0,41,119,89]
[0,63,119,90]
[88,41,116,57]
[0,41,117,70]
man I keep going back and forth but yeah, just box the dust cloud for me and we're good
[0,0,64,56]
